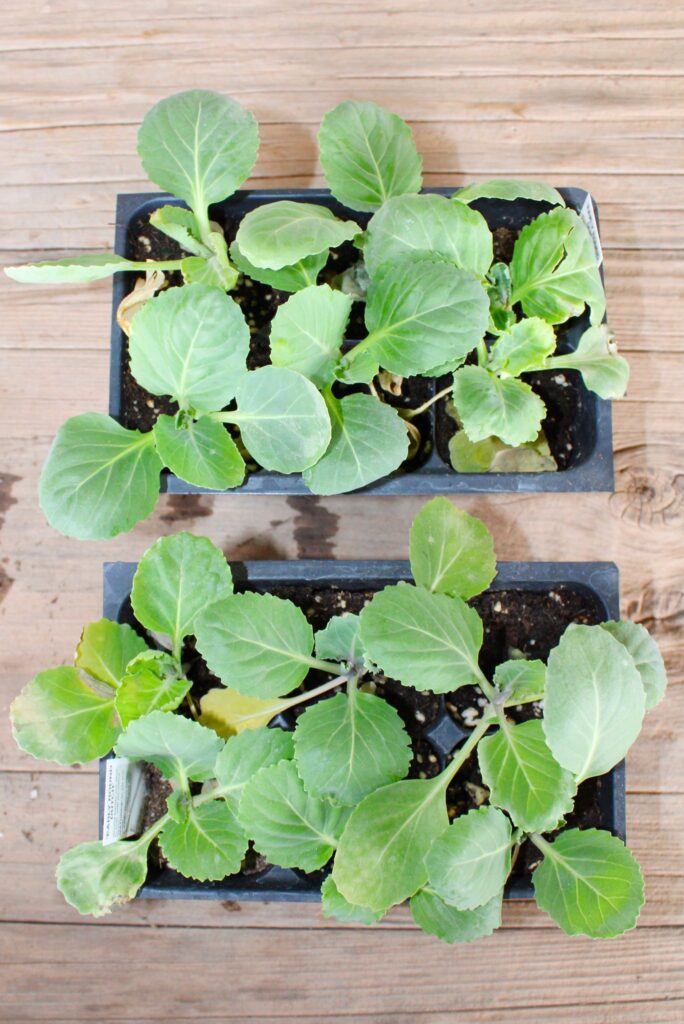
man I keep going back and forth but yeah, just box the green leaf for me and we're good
[448,428,557,474]
[410,888,502,944]
[409,496,496,600]
[315,613,364,667]
[425,806,511,911]
[269,285,353,387]
[510,207,605,326]
[4,254,166,284]
[545,325,630,399]
[544,623,646,781]
[599,620,667,710]
[359,583,484,693]
[364,194,492,278]
[238,760,348,872]
[494,658,546,704]
[488,317,557,376]
[454,180,565,207]
[533,829,644,938]
[231,366,331,473]
[181,252,238,292]
[129,283,249,412]
[303,392,408,496]
[152,414,246,491]
[333,776,449,912]
[321,875,384,925]
[478,718,576,832]
[75,619,148,689]
[294,688,412,805]
[357,254,489,377]
[138,90,259,211]
[149,205,210,257]
[195,592,315,699]
[235,201,359,270]
[115,710,223,783]
[131,532,233,653]
[213,727,294,799]
[451,365,546,446]
[11,666,119,765]
[318,99,422,212]
[335,345,380,385]
[56,836,152,917]
[39,413,162,540]
[230,240,327,293]
[200,687,292,737]
[115,651,191,726]
[159,802,247,881]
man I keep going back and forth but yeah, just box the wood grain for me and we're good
[1,1,683,1021]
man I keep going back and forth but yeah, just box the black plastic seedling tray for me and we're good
[110,186,614,496]
[100,558,625,904]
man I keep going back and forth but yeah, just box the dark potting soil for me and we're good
[142,580,605,893]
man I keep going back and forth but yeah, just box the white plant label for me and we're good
[579,193,603,267]
[102,756,148,846]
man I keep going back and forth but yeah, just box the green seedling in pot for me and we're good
[11,501,665,941]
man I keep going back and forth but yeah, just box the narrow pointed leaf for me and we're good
[75,619,148,689]
[478,718,575,832]
[238,760,348,872]
[5,254,158,284]
[153,414,246,490]
[454,180,565,206]
[269,284,352,387]
[115,651,191,726]
[533,829,644,938]
[149,205,209,256]
[425,806,511,910]
[39,413,162,540]
[235,200,359,270]
[303,392,408,495]
[319,99,422,212]
[115,710,223,783]
[359,583,483,693]
[452,365,545,446]
[159,802,247,881]
[195,592,315,698]
[409,496,496,600]
[410,888,502,943]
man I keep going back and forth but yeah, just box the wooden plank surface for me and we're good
[0,1,682,1020]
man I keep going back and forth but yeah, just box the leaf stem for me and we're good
[341,329,382,367]
[476,338,489,367]
[438,715,494,790]
[529,832,553,855]
[402,382,454,420]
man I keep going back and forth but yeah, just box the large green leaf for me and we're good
[410,888,502,944]
[533,829,644,938]
[213,727,294,799]
[194,592,315,698]
[159,802,247,881]
[408,496,496,600]
[152,414,245,491]
[544,623,645,781]
[359,583,484,693]
[454,180,565,207]
[488,317,557,376]
[332,776,449,912]
[149,205,209,256]
[11,666,119,765]
[510,207,605,325]
[494,658,546,705]
[303,392,408,496]
[39,413,162,540]
[599,620,667,710]
[230,366,331,473]
[115,651,191,726]
[451,365,546,446]
[238,760,348,872]
[354,254,489,377]
[234,201,359,270]
[56,835,153,917]
[318,99,422,212]
[75,619,148,689]
[230,240,327,293]
[137,90,259,212]
[269,285,352,387]
[478,718,575,832]
[294,688,412,805]
[5,254,174,284]
[425,806,512,911]
[364,193,492,278]
[131,532,233,654]
[321,876,384,925]
[129,284,249,412]
[545,325,630,399]
[114,710,223,783]
[314,613,364,668]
